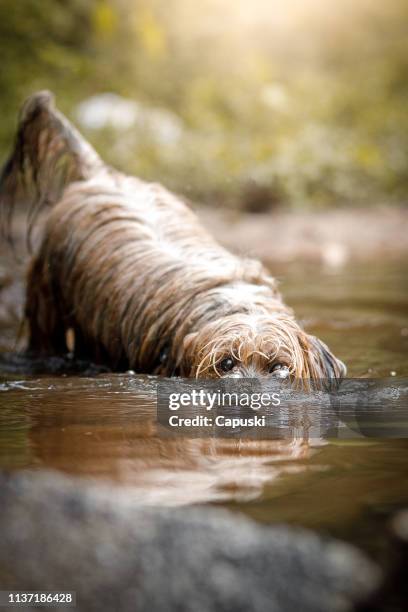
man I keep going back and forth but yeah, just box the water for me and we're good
[0,259,407,560]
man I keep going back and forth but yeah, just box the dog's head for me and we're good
[179,313,346,382]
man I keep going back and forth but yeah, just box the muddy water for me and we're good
[0,260,407,558]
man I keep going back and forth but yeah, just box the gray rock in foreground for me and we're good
[0,471,379,612]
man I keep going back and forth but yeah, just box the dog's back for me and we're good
[0,92,280,373]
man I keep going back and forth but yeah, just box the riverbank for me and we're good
[198,206,408,265]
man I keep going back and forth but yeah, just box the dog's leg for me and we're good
[25,256,66,355]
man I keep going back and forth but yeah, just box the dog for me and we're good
[0,91,346,382]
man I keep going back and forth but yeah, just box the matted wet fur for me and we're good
[0,91,346,382]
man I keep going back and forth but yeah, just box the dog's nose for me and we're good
[272,366,290,379]
[223,370,244,379]
[223,366,264,379]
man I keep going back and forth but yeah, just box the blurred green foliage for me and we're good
[0,0,407,209]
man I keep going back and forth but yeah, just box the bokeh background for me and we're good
[1,0,408,211]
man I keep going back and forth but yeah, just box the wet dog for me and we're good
[0,92,346,381]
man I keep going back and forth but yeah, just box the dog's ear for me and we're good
[306,335,347,380]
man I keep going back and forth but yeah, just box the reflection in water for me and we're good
[0,375,313,505]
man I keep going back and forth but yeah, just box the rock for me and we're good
[0,470,379,612]
[392,509,408,543]
[358,509,408,612]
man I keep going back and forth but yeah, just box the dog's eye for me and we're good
[220,357,235,372]
[270,362,285,373]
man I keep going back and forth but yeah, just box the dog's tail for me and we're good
[0,90,103,249]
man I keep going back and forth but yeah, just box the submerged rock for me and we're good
[0,471,378,612]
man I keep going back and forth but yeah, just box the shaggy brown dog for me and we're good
[0,92,346,381]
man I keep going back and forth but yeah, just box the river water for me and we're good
[0,259,407,560]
